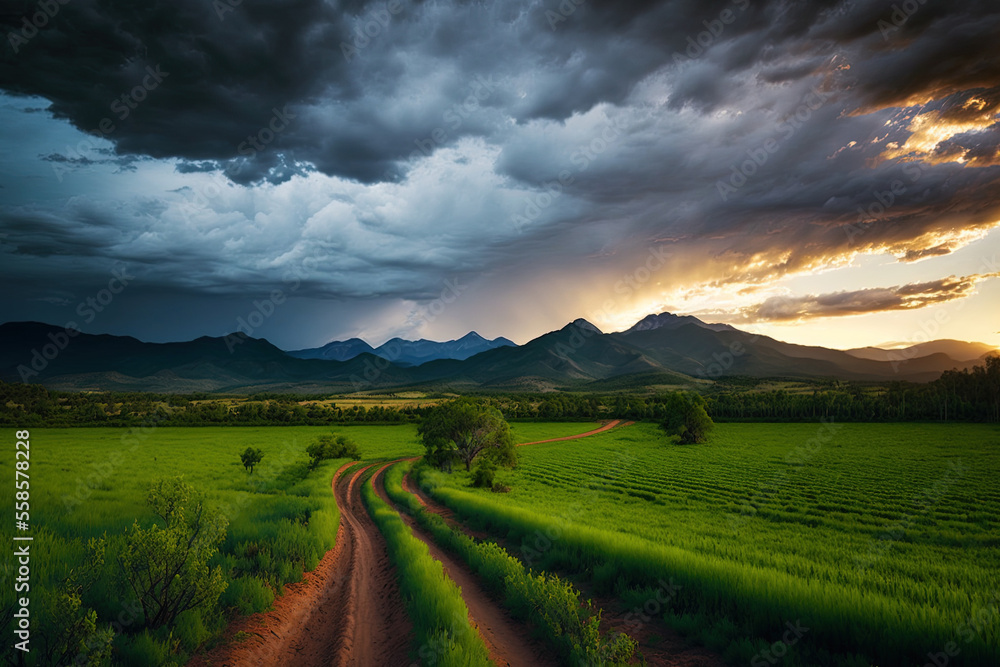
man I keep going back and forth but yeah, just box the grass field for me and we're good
[7,421,998,666]
[508,421,604,443]
[418,422,1000,666]
[1,425,424,665]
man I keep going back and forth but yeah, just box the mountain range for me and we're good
[0,313,994,393]
[288,332,516,366]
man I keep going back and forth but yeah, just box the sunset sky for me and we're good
[1,0,998,350]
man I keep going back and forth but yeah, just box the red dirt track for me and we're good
[370,463,558,667]
[188,463,410,667]
[190,419,726,667]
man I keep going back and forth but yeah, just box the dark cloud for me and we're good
[2,0,993,185]
[1,0,999,345]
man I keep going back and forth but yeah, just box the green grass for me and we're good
[417,422,1000,666]
[0,425,425,666]
[508,421,604,443]
[382,460,637,666]
[359,465,491,666]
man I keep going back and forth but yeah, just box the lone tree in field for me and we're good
[419,399,516,471]
[118,477,228,630]
[240,446,264,474]
[660,391,714,444]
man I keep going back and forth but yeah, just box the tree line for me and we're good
[1,356,996,425]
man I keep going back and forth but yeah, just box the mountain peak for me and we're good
[625,312,734,334]
[570,318,603,334]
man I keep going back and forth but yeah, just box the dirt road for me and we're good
[403,420,727,667]
[189,463,411,667]
[371,463,557,667]
[189,419,636,666]
[516,419,625,446]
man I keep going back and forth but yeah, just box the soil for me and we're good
[188,462,411,667]
[371,463,558,667]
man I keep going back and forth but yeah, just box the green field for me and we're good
[508,421,604,443]
[1,425,424,666]
[6,421,999,666]
[418,422,1000,666]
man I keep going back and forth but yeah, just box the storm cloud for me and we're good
[1,0,999,347]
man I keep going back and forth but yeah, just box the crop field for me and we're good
[508,421,604,442]
[6,421,998,666]
[419,422,1000,666]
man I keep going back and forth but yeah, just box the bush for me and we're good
[470,460,496,488]
[219,576,274,615]
[114,630,176,667]
[118,478,228,630]
[240,446,264,474]
[173,609,211,652]
[306,434,361,468]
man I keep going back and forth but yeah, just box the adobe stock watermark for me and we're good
[6,0,71,55]
[843,162,925,245]
[408,75,497,161]
[340,0,406,62]
[584,246,674,330]
[878,0,928,41]
[62,410,165,512]
[750,620,810,667]
[854,458,966,572]
[51,65,170,182]
[620,578,683,634]
[716,85,834,202]
[519,450,637,566]
[408,612,478,667]
[693,324,766,380]
[921,590,1000,667]
[671,0,750,65]
[877,251,998,374]
[16,265,135,383]
[545,0,586,31]
[511,111,645,233]
[351,277,468,391]
[175,109,293,219]
[727,419,842,535]
[236,105,296,160]
[224,257,318,353]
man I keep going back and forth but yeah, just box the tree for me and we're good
[660,392,714,444]
[306,433,361,469]
[118,478,228,629]
[419,399,516,471]
[240,446,264,474]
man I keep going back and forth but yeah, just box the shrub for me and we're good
[118,478,228,629]
[470,460,496,488]
[306,434,361,468]
[240,446,264,474]
[219,576,274,615]
[114,630,175,667]
[173,609,211,652]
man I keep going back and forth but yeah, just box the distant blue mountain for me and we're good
[288,331,516,366]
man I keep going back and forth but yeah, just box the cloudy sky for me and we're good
[1,0,998,350]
